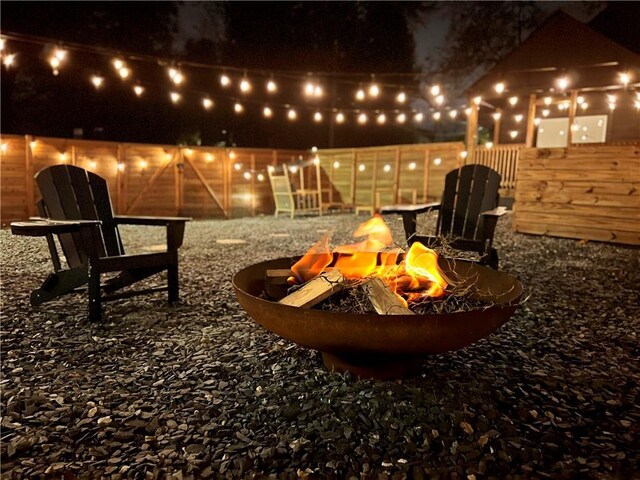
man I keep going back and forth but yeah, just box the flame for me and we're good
[290,215,448,305]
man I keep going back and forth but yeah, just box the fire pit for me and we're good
[233,254,522,379]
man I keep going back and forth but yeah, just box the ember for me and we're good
[290,215,449,307]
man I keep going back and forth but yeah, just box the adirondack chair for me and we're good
[268,163,322,218]
[10,164,191,322]
[380,164,507,269]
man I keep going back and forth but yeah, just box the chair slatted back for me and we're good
[268,165,295,213]
[35,165,124,269]
[436,164,501,241]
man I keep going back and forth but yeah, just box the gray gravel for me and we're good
[1,213,639,479]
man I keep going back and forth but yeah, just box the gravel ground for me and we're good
[1,213,639,479]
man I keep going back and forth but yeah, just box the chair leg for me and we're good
[168,262,179,303]
[87,263,102,322]
[485,248,499,270]
[401,212,419,242]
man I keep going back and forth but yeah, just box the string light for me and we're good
[234,162,242,171]
[544,96,552,105]
[266,79,277,93]
[287,108,297,120]
[556,76,569,90]
[396,92,406,104]
[220,74,231,87]
[1,143,7,153]
[206,153,214,162]
[430,85,440,96]
[133,85,144,96]
[534,117,541,125]
[333,161,340,169]
[396,112,406,124]
[432,111,441,121]
[355,88,366,101]
[49,49,67,75]
[473,96,482,106]
[257,173,265,181]
[514,114,523,123]
[619,72,630,87]
[383,164,391,173]
[357,112,367,124]
[408,162,417,170]
[263,106,273,118]
[117,162,125,172]
[433,157,442,165]
[368,83,380,97]
[0,38,5,51]
[234,102,244,114]
[335,112,345,123]
[541,109,550,117]
[170,91,181,103]
[580,102,589,110]
[168,68,184,85]
[358,164,366,172]
[494,82,505,94]
[240,78,252,93]
[376,113,386,125]
[460,150,468,159]
[139,159,148,169]
[492,112,501,121]
[91,75,104,89]
[434,94,445,106]
[113,58,124,70]
[448,110,457,119]
[485,142,494,149]
[202,97,214,110]
[414,112,424,122]
[118,67,130,79]
[243,171,252,180]
[464,107,472,116]
[509,130,518,139]
[3,53,16,68]
[508,96,518,106]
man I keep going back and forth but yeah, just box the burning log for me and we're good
[364,278,414,315]
[279,269,345,308]
[265,269,293,300]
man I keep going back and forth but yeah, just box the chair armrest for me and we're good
[379,202,440,215]
[480,207,508,245]
[11,219,101,237]
[480,206,508,218]
[114,215,192,226]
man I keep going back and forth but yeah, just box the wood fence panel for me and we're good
[514,146,640,245]
[0,135,28,222]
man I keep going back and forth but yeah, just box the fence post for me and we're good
[25,135,34,217]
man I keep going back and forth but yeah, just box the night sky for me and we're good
[1,1,637,149]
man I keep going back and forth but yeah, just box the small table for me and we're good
[379,202,440,241]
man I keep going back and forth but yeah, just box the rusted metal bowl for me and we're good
[233,256,523,379]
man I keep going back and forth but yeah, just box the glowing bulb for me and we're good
[49,57,60,69]
[435,94,444,106]
[113,58,124,70]
[396,92,406,103]
[171,71,184,85]
[240,79,251,93]
[313,156,320,166]
[473,96,482,106]
[494,82,505,94]
[619,72,630,86]
[580,102,589,111]
[514,114,523,123]
[314,85,323,97]
[289,165,298,174]
[464,107,472,116]
[542,109,550,117]
[333,161,340,169]
[3,54,16,67]
[355,89,366,101]
[267,165,275,173]
[534,117,541,126]
[492,112,501,121]
[577,96,585,104]
[133,85,144,96]
[369,83,380,97]
[305,82,315,96]
[170,92,181,103]
[607,94,617,104]
[263,106,273,118]
[335,112,345,123]
[556,76,569,90]
[1,143,7,153]
[448,110,457,119]
[357,113,367,124]
[414,112,424,122]
[243,172,252,180]
[229,151,237,159]
[139,159,148,169]
[544,96,552,105]
[396,113,406,124]
[460,151,468,159]
[571,123,580,132]
[234,162,242,171]
[508,96,518,106]
[358,164,366,172]
[383,164,391,173]
[220,74,231,87]
[509,130,518,139]
[430,85,440,96]
[89,160,98,170]
[313,111,323,122]
[408,162,417,171]
[609,102,616,111]
[91,75,104,89]
[377,113,386,124]
[485,142,494,149]
[432,112,441,121]
[0,38,5,51]
[206,154,214,162]
[433,157,442,166]
[184,148,193,156]
[266,80,277,93]
[287,109,297,120]
[202,98,213,110]
[257,173,265,182]
[117,163,125,172]
[29,141,36,150]
[118,67,130,79]
[234,102,244,114]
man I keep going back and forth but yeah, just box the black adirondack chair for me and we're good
[380,164,507,269]
[10,164,191,322]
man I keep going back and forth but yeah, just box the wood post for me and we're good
[350,149,357,207]
[175,148,184,216]
[115,144,122,214]
[422,148,430,202]
[371,152,379,209]
[493,109,502,145]
[465,101,479,162]
[393,147,401,203]
[525,94,537,148]
[567,90,578,146]
[250,153,256,217]
[25,135,34,217]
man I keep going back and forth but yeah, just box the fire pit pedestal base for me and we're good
[322,352,424,380]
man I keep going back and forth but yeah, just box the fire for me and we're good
[290,215,448,305]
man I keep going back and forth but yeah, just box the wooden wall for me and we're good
[0,134,307,224]
[317,143,465,210]
[514,145,640,245]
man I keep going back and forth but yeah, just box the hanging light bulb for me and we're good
[485,142,494,149]
[287,108,297,120]
[492,112,502,121]
[432,111,441,121]
[577,96,585,104]
[333,161,340,169]
[580,102,589,111]
[355,88,366,101]
[509,130,518,139]
[357,112,368,124]
[430,85,440,96]
[314,85,323,97]
[229,151,237,159]
[544,96,552,105]
[542,109,550,117]
[168,68,184,85]
[534,117,541,126]
[202,97,214,110]
[556,76,569,90]
[206,154,214,163]
[313,111,323,122]
[368,83,380,97]
[383,164,392,173]
[508,96,518,106]
[377,113,386,125]
[472,96,482,106]
[396,91,406,104]
[49,56,60,74]
[435,94,445,106]
[514,114,523,123]
[170,92,181,103]
[335,112,345,124]
[619,72,631,87]
[118,67,130,80]
[220,74,231,87]
[408,162,417,170]
[113,58,124,70]
[448,110,458,119]
[263,106,273,118]
[304,81,315,96]
[91,75,104,89]
[117,163,125,172]
[433,157,442,166]
[460,150,468,159]
[494,82,505,94]
[257,173,265,182]
[240,78,251,93]
[133,85,144,96]
[266,79,277,93]
[396,112,406,124]
[243,171,252,180]
[464,107,472,116]
[234,102,244,114]
[3,53,16,68]
[234,162,242,171]
[358,164,366,172]
[414,112,424,122]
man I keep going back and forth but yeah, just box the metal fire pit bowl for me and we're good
[233,256,523,380]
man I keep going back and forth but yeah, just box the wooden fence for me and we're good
[514,145,640,245]
[471,144,521,194]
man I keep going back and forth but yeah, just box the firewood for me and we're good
[264,269,293,300]
[364,277,414,315]
[278,269,345,308]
